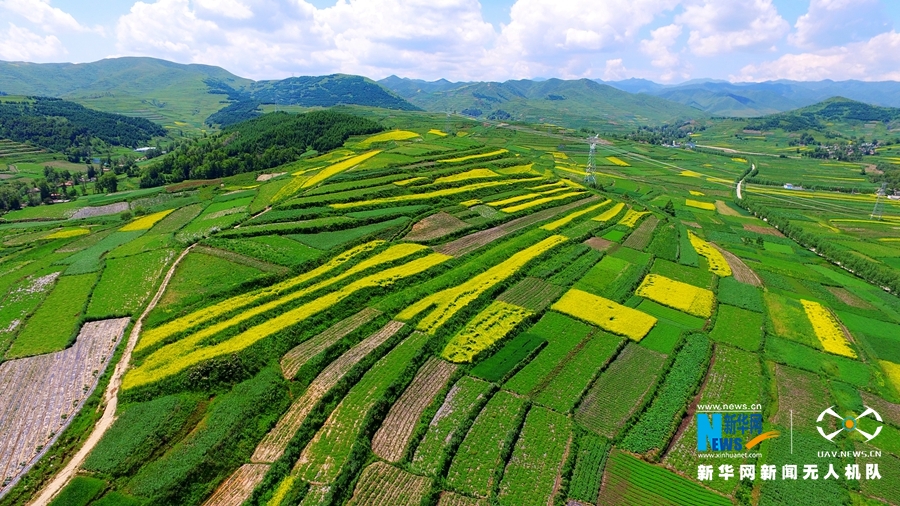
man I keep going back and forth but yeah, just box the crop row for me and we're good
[293,330,431,484]
[371,357,458,462]
[123,252,448,390]
[441,301,533,363]
[345,462,431,506]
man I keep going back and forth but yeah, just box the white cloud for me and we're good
[639,23,689,82]
[487,0,677,79]
[734,31,900,81]
[0,0,89,32]
[113,0,496,80]
[790,0,889,49]
[603,58,628,80]
[194,0,253,20]
[0,22,66,61]
[678,0,788,56]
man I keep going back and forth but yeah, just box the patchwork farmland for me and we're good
[2,112,900,506]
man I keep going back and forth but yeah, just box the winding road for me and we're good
[29,244,196,506]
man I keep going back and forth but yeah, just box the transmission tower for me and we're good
[584,136,598,187]
[871,182,888,220]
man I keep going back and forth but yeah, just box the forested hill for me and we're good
[745,97,900,132]
[206,74,419,127]
[142,110,381,186]
[0,96,166,154]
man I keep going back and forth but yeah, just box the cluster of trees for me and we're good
[738,195,900,293]
[0,97,165,162]
[205,100,261,127]
[251,75,418,110]
[621,123,703,145]
[869,161,900,191]
[140,110,382,187]
[747,99,900,133]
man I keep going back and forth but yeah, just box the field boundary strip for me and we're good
[29,244,196,506]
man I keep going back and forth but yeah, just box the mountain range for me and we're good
[6,56,900,130]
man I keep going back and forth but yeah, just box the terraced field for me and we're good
[5,111,900,506]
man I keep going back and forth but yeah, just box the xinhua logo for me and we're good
[817,406,882,442]
[697,413,779,451]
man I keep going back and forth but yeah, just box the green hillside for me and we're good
[381,77,706,130]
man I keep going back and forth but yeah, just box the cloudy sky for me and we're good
[1,0,899,83]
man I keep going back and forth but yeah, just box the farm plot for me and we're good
[400,235,566,335]
[438,491,486,506]
[411,376,493,476]
[540,200,611,231]
[620,334,712,456]
[635,274,714,318]
[763,292,819,348]
[839,312,900,363]
[532,332,622,413]
[618,209,649,228]
[687,230,731,276]
[622,215,659,250]
[434,168,499,185]
[202,463,270,506]
[445,391,527,498]
[649,259,712,289]
[123,251,448,390]
[592,202,626,222]
[140,241,383,351]
[597,450,731,506]
[252,320,405,463]
[372,357,458,462]
[470,333,545,383]
[496,277,564,312]
[434,196,598,257]
[709,304,764,351]
[86,248,175,318]
[120,210,174,232]
[281,307,381,379]
[716,276,764,312]
[664,346,763,494]
[551,289,657,340]
[575,344,666,438]
[800,300,856,358]
[441,301,533,363]
[0,318,129,498]
[568,434,609,504]
[290,217,410,250]
[0,270,60,355]
[773,364,829,431]
[294,330,431,485]
[504,312,593,396]
[500,191,584,214]
[345,462,432,506]
[329,179,537,210]
[7,272,99,358]
[497,407,571,506]
[405,212,470,242]
[710,244,761,286]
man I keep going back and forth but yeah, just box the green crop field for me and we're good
[3,85,900,506]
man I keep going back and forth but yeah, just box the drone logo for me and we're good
[817,405,882,442]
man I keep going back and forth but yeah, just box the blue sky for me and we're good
[2,0,900,83]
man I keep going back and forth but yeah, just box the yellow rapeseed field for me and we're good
[398,235,568,334]
[44,228,90,239]
[428,129,448,137]
[541,200,611,231]
[302,150,381,189]
[551,152,569,160]
[879,360,900,394]
[635,274,715,318]
[330,177,543,209]
[689,190,705,196]
[394,177,427,186]
[687,231,732,276]
[120,209,174,232]
[137,241,384,351]
[800,300,857,358]
[358,130,419,147]
[490,194,537,207]
[460,199,482,207]
[732,157,748,163]
[437,149,507,163]
[124,252,451,390]
[680,170,702,177]
[551,289,656,340]
[433,168,498,185]
[530,181,565,191]
[497,163,537,175]
[685,199,716,211]
[271,176,309,203]
[617,209,649,228]
[606,156,630,167]
[592,202,626,222]
[501,192,583,213]
[441,301,533,363]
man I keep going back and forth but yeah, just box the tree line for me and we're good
[141,110,382,187]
